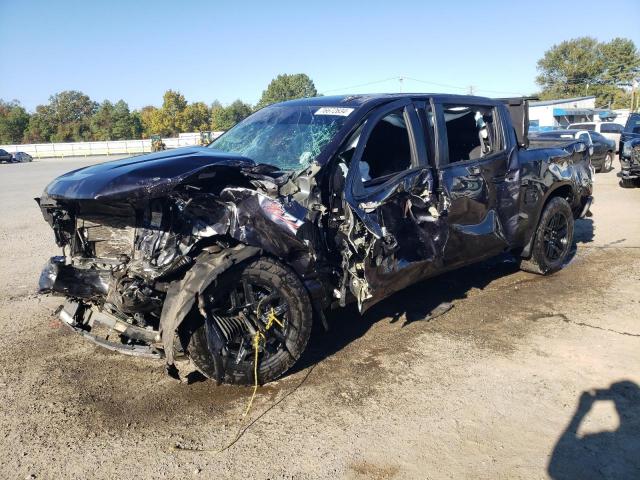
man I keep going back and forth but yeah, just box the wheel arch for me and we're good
[521,182,575,258]
[159,244,262,367]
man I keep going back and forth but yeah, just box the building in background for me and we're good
[527,96,631,132]
[529,96,596,131]
[528,97,630,132]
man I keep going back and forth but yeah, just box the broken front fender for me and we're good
[159,244,261,366]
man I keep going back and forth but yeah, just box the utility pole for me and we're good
[468,85,475,95]
[399,76,404,93]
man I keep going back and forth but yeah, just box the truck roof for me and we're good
[277,93,500,109]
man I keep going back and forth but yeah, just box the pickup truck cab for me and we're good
[619,113,640,187]
[37,94,593,385]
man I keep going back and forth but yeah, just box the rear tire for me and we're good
[186,257,313,385]
[603,152,613,172]
[620,178,636,188]
[520,197,574,275]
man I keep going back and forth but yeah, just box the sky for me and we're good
[1,0,639,111]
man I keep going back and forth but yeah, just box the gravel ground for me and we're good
[0,156,639,480]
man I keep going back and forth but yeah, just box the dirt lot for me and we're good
[0,156,639,480]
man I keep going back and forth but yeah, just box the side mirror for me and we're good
[575,142,586,153]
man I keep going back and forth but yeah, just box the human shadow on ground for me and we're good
[548,381,640,480]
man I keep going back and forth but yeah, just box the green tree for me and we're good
[23,105,55,143]
[601,38,640,86]
[210,100,252,130]
[139,106,159,138]
[50,90,97,141]
[128,110,143,139]
[536,37,640,108]
[112,100,141,139]
[24,90,98,142]
[155,89,188,136]
[256,73,317,109]
[0,100,30,144]
[90,100,115,140]
[178,101,211,132]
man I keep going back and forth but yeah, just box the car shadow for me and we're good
[291,217,595,376]
[574,217,595,245]
[290,253,522,375]
[548,381,640,479]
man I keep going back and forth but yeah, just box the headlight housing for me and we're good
[623,142,632,157]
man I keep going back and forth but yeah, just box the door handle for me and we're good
[466,165,481,176]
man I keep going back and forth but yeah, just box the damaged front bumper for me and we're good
[58,301,163,358]
[620,168,640,181]
[56,299,164,359]
[41,257,164,359]
[620,155,640,180]
[39,256,110,299]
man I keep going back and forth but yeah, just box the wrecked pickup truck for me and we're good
[619,112,640,187]
[37,94,593,385]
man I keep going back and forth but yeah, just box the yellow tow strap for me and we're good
[243,307,282,417]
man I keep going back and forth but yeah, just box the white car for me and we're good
[567,122,624,151]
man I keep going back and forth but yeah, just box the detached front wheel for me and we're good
[520,197,574,275]
[186,257,313,385]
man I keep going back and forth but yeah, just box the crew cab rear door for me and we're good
[342,99,446,310]
[430,99,511,267]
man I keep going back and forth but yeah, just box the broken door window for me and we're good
[443,105,503,164]
[359,108,412,183]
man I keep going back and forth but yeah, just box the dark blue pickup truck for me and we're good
[619,112,640,187]
[37,94,593,385]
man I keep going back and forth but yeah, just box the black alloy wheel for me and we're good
[542,212,569,262]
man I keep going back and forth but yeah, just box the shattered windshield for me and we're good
[208,105,352,170]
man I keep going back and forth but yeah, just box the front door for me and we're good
[341,100,449,311]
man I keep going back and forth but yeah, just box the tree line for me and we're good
[536,37,640,108]
[1,37,639,145]
[0,73,317,144]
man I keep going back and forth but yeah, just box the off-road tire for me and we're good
[186,257,313,385]
[520,197,574,275]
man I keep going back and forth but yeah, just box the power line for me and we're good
[321,77,401,94]
[320,75,528,97]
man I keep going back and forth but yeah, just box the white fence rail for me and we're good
[0,132,224,159]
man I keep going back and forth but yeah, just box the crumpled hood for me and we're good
[43,147,255,201]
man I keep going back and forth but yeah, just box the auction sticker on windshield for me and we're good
[314,107,354,116]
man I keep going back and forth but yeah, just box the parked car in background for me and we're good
[532,129,613,172]
[12,152,33,163]
[0,149,13,163]
[619,113,640,188]
[587,131,615,172]
[567,122,624,151]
